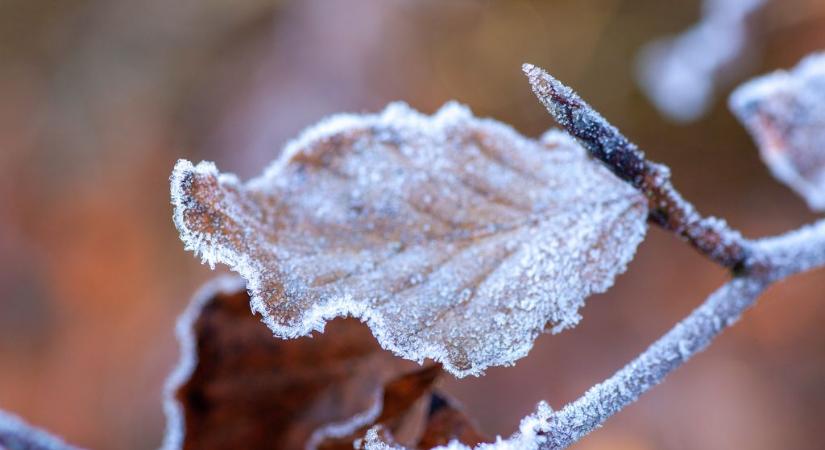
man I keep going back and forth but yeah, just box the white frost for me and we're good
[0,409,81,450]
[171,102,648,377]
[636,0,765,122]
[753,218,825,280]
[730,52,825,211]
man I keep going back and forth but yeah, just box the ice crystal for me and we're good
[637,0,766,122]
[730,52,825,211]
[171,102,648,377]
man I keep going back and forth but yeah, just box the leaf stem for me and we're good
[523,64,749,269]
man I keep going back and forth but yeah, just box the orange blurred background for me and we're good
[1,0,824,448]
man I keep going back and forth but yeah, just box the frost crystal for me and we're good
[0,409,80,450]
[730,52,825,211]
[636,0,765,122]
[171,102,648,377]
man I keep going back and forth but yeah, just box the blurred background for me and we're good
[1,0,824,448]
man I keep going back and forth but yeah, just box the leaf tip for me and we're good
[169,158,228,269]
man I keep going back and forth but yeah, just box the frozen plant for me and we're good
[3,54,824,450]
[167,55,825,449]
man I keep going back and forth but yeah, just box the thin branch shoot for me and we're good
[523,64,749,270]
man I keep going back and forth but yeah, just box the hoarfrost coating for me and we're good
[522,63,648,187]
[0,409,81,450]
[524,63,748,270]
[730,52,825,211]
[171,101,648,377]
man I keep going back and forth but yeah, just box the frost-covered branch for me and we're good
[519,62,825,450]
[534,219,825,449]
[541,278,765,449]
[523,64,749,270]
[752,218,825,280]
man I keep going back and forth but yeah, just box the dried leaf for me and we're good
[0,410,80,450]
[312,365,441,450]
[162,276,417,450]
[171,102,648,376]
[730,52,825,211]
[415,393,486,449]
[312,369,487,450]
[361,401,554,450]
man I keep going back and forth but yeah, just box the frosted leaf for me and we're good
[0,409,81,450]
[730,52,825,211]
[171,101,648,377]
[636,0,765,122]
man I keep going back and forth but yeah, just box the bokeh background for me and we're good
[1,0,824,448]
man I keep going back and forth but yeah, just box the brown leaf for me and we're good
[359,400,555,450]
[730,52,825,211]
[415,393,486,449]
[0,410,81,450]
[313,365,441,450]
[162,276,418,450]
[171,102,648,376]
[312,368,488,450]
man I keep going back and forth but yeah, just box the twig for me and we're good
[752,218,825,280]
[542,277,766,449]
[536,219,825,449]
[523,64,749,270]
